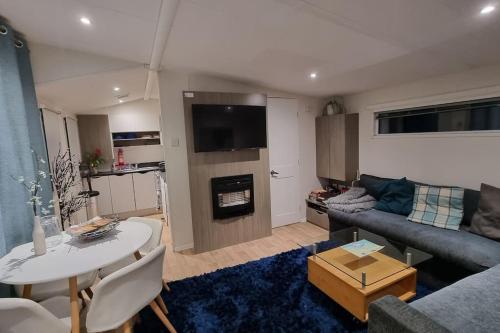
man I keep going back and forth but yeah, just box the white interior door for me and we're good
[267,97,300,228]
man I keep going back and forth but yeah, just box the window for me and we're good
[376,97,500,134]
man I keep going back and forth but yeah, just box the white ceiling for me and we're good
[0,0,162,63]
[163,0,500,96]
[2,0,500,100]
[36,66,158,113]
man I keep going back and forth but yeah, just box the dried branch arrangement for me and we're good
[51,148,88,226]
[11,149,53,216]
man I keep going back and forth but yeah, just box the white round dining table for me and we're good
[0,221,152,333]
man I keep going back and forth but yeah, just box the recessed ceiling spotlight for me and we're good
[118,99,123,103]
[80,17,91,25]
[113,87,120,92]
[480,5,495,14]
[309,72,317,79]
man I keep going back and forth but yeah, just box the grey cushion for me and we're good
[359,174,480,226]
[329,209,500,272]
[470,183,500,241]
[411,264,500,333]
[368,296,451,333]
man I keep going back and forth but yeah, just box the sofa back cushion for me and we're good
[359,174,480,226]
[470,183,500,241]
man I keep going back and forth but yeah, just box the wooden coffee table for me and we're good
[307,245,416,322]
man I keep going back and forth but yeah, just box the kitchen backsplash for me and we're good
[113,145,164,165]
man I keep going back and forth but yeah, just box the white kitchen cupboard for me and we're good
[108,102,161,133]
[41,110,88,224]
[132,172,158,210]
[65,116,88,223]
[41,109,68,166]
[90,176,113,216]
[109,174,136,213]
[160,173,169,224]
[65,116,82,163]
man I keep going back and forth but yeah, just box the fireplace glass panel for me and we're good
[211,174,254,219]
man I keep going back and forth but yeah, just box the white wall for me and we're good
[344,63,500,190]
[158,71,322,251]
[81,99,164,164]
[158,72,193,251]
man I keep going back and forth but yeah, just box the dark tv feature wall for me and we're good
[192,104,267,152]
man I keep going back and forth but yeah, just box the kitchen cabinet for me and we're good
[108,106,161,133]
[315,114,359,182]
[133,172,158,210]
[41,110,88,224]
[109,174,136,214]
[87,170,161,217]
[160,172,169,223]
[315,117,330,178]
[42,109,68,166]
[77,115,113,170]
[90,176,113,216]
[65,116,82,163]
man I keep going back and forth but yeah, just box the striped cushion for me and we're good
[407,185,464,230]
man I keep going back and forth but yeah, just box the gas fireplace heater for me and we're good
[211,174,254,219]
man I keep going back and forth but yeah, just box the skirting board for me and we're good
[174,242,194,252]
[103,208,161,220]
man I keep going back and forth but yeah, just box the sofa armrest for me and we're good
[368,296,451,333]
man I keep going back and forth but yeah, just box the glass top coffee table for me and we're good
[299,226,432,322]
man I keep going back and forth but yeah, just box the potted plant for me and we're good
[85,148,105,174]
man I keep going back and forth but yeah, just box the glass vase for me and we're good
[40,215,63,248]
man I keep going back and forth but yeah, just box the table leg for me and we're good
[22,284,32,299]
[69,276,80,333]
[122,319,133,333]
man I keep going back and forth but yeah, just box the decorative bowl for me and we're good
[77,220,120,241]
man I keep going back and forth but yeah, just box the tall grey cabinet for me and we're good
[315,113,359,182]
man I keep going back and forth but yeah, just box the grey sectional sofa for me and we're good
[369,264,500,333]
[326,174,500,332]
[328,174,500,272]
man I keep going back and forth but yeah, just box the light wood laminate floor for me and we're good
[152,214,329,282]
[98,216,329,333]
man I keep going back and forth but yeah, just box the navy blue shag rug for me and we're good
[136,243,438,333]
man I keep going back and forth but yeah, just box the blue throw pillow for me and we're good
[374,178,415,216]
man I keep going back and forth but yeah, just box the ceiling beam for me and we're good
[145,0,180,100]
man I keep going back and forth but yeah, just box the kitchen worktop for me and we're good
[85,162,165,178]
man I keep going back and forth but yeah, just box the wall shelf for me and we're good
[112,131,161,147]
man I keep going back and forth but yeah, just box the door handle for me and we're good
[270,170,279,177]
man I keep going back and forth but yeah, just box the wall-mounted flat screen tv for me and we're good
[192,104,267,152]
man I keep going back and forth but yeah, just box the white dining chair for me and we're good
[0,296,76,333]
[98,217,170,291]
[86,244,176,333]
[14,270,97,301]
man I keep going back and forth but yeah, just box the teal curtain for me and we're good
[0,19,52,257]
